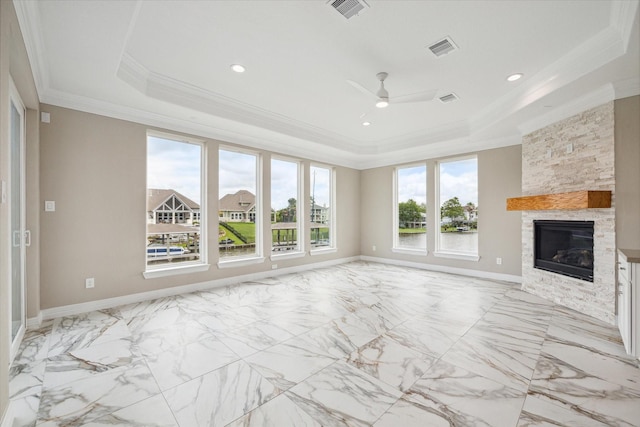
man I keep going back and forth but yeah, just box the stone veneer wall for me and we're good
[521,102,615,324]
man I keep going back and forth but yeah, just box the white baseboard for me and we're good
[1,402,14,427]
[360,255,523,284]
[38,256,361,321]
[26,311,43,330]
[33,255,520,322]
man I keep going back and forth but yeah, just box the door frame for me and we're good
[8,77,26,362]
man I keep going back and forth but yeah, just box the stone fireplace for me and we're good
[521,102,615,324]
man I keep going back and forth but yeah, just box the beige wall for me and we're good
[615,95,640,250]
[360,145,522,277]
[38,104,361,309]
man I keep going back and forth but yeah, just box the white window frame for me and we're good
[310,164,336,255]
[271,156,305,260]
[218,146,264,268]
[434,155,479,261]
[392,163,428,255]
[144,131,209,279]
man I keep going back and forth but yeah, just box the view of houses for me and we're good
[146,188,330,261]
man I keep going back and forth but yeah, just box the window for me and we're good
[394,164,427,252]
[310,165,334,250]
[436,156,478,258]
[146,133,205,270]
[271,158,303,255]
[219,148,261,260]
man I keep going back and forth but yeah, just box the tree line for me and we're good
[399,197,477,228]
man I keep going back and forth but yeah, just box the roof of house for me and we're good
[219,190,256,213]
[147,189,200,211]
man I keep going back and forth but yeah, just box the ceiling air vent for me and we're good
[439,93,459,103]
[428,37,458,57]
[328,0,369,19]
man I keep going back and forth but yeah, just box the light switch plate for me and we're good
[45,201,56,212]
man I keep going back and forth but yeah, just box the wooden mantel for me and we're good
[507,190,612,211]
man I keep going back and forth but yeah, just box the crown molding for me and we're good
[12,0,48,96]
[40,88,364,168]
[471,26,624,136]
[117,52,492,162]
[517,84,615,136]
[118,54,365,154]
[16,0,638,170]
[369,120,471,154]
[610,0,640,52]
[353,133,521,170]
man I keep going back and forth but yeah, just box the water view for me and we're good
[398,232,478,253]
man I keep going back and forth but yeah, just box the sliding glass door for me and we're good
[9,80,27,360]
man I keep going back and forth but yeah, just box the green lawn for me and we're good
[218,223,256,244]
[399,228,426,234]
[229,222,256,242]
[310,227,329,241]
[220,223,330,245]
[218,225,242,244]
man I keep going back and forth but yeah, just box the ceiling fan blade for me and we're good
[392,89,438,104]
[347,79,377,99]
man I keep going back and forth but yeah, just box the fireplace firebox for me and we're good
[533,220,594,282]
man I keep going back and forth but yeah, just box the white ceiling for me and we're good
[14,0,640,169]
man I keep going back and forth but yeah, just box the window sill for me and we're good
[433,251,480,262]
[392,247,428,256]
[270,251,306,261]
[218,256,265,269]
[310,247,337,256]
[143,263,210,279]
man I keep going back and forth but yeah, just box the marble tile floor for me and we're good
[8,261,640,426]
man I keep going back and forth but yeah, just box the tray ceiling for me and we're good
[14,0,640,168]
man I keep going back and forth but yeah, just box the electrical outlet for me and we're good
[372,245,376,251]
[272,264,278,270]
[496,257,502,265]
[85,278,95,289]
[566,143,573,154]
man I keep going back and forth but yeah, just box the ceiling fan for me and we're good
[348,72,438,109]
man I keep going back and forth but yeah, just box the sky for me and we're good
[148,139,330,211]
[439,158,478,206]
[397,158,478,207]
[271,158,298,210]
[147,135,201,203]
[310,166,331,208]
[150,134,480,211]
[397,165,426,205]
[219,149,257,199]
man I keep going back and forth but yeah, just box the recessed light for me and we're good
[231,64,246,73]
[507,73,523,82]
[362,121,371,126]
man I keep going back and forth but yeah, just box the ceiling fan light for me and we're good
[376,98,389,108]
